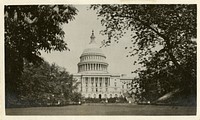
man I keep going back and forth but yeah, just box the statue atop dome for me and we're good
[89,30,96,44]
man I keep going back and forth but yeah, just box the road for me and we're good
[6,104,196,115]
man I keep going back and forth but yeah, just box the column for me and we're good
[102,77,104,87]
[95,64,97,71]
[87,64,89,71]
[109,78,110,86]
[83,64,85,71]
[88,77,90,87]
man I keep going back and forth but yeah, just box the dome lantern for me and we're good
[89,30,96,44]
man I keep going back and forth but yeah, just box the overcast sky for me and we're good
[41,5,140,76]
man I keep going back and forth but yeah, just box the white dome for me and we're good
[81,43,105,57]
[78,31,108,74]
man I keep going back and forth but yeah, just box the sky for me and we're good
[41,5,140,76]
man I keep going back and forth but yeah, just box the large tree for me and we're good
[5,5,77,107]
[91,5,196,103]
[17,60,80,107]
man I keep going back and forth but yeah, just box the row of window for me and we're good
[85,83,109,87]
[85,94,118,98]
[84,88,118,92]
[81,55,105,61]
[85,88,109,92]
[83,77,110,86]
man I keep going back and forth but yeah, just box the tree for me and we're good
[16,60,80,107]
[91,5,196,104]
[5,5,77,107]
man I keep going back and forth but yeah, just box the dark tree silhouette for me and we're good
[5,5,77,107]
[91,4,196,104]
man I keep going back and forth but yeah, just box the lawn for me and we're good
[6,104,196,115]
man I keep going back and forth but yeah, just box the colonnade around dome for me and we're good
[78,63,108,73]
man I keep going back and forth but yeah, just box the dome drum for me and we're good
[78,63,108,73]
[80,55,106,62]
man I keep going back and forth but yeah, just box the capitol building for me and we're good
[74,31,135,99]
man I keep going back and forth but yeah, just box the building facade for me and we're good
[74,31,135,99]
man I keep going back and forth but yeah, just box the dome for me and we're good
[78,30,108,74]
[81,32,105,57]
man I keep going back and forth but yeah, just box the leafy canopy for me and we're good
[91,4,196,102]
[17,60,80,106]
[5,5,78,106]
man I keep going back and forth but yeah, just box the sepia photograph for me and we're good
[4,4,197,116]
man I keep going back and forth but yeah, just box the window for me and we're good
[115,94,118,98]
[105,78,108,87]
[122,85,124,89]
[85,77,88,81]
[114,82,117,87]
[85,77,88,87]
[99,78,102,82]
[91,77,94,86]
[96,88,98,92]
[94,94,96,98]
[110,94,112,98]
[105,78,108,83]
[92,88,94,92]
[99,88,102,92]
[95,77,98,83]
[105,83,108,87]
[104,94,107,98]
[106,88,108,92]
[86,88,88,93]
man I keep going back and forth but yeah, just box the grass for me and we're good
[6,104,196,115]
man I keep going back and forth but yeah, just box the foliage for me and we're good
[70,92,82,102]
[83,97,127,103]
[91,4,196,104]
[13,60,80,107]
[5,5,77,107]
